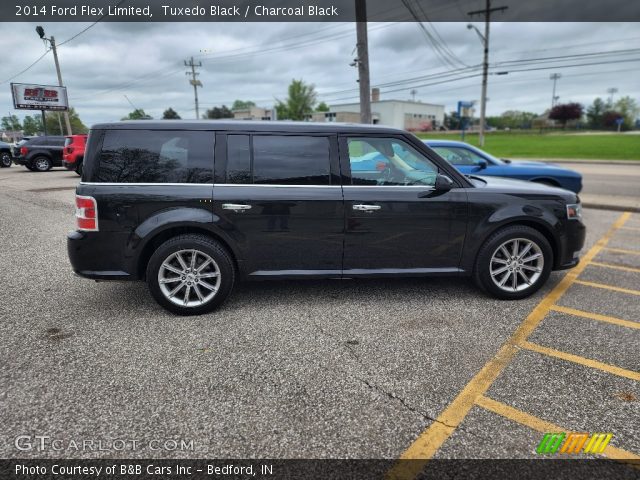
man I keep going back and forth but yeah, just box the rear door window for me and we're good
[93,130,214,183]
[252,135,330,185]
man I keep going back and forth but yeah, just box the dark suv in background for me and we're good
[68,121,585,315]
[13,135,65,171]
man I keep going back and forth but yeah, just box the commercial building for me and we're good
[310,89,445,131]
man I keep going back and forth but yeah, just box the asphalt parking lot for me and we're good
[0,167,638,473]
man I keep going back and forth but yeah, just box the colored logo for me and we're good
[536,433,613,454]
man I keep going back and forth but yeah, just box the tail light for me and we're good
[76,195,98,231]
[20,146,28,156]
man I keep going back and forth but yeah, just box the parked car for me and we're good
[0,141,12,168]
[63,134,88,175]
[13,136,65,172]
[12,137,32,158]
[423,140,583,193]
[68,121,585,315]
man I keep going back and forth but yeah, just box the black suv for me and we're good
[13,135,65,171]
[68,121,585,315]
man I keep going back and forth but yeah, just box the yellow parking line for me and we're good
[520,341,640,381]
[476,396,640,461]
[574,280,640,296]
[550,305,640,330]
[386,211,631,480]
[603,247,640,256]
[590,261,640,274]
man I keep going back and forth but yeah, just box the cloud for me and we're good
[1,21,638,126]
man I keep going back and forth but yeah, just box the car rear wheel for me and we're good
[75,162,83,176]
[0,152,11,168]
[146,234,235,315]
[473,225,552,300]
[33,156,52,172]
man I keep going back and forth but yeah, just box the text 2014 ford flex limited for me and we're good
[67,121,586,315]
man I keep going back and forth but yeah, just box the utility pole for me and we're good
[550,73,561,109]
[468,1,507,147]
[355,0,371,124]
[184,57,203,119]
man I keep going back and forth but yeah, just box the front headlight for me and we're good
[566,203,582,220]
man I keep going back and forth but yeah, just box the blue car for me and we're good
[423,140,582,193]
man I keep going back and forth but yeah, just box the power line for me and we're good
[0,49,51,85]
[57,0,127,47]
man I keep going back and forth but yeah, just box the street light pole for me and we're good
[550,73,561,109]
[36,27,72,136]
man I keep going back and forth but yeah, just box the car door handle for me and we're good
[353,204,381,212]
[222,203,252,212]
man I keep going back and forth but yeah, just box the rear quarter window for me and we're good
[91,130,214,183]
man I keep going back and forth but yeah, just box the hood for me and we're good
[468,174,576,199]
[505,159,562,168]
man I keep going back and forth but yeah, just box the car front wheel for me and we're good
[146,234,235,315]
[33,156,52,172]
[0,152,11,168]
[473,225,553,300]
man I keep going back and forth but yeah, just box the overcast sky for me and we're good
[1,21,639,126]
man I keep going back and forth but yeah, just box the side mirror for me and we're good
[476,160,488,170]
[434,174,454,192]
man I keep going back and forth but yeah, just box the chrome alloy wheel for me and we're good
[34,158,50,171]
[489,238,544,292]
[158,249,221,307]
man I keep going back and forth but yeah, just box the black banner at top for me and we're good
[3,0,640,22]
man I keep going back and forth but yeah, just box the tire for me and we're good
[146,234,235,315]
[75,162,83,176]
[0,152,11,168]
[33,156,52,172]
[473,225,553,300]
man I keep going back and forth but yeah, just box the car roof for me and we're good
[90,120,406,135]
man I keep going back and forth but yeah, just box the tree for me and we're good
[443,111,460,130]
[602,111,625,129]
[22,115,43,135]
[275,79,317,120]
[45,108,88,135]
[1,115,21,131]
[586,97,606,129]
[231,100,256,111]
[613,96,639,131]
[316,102,330,112]
[121,109,152,121]
[549,102,583,128]
[202,105,233,119]
[162,108,181,119]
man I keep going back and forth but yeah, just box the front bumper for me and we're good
[555,219,586,270]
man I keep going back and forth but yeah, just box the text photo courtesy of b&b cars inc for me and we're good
[1,1,640,479]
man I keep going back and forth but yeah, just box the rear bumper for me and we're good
[67,230,136,280]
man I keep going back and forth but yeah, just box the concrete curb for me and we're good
[583,203,640,214]
[512,158,640,166]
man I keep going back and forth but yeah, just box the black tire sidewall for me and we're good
[0,153,11,168]
[474,225,553,300]
[33,156,52,172]
[146,234,235,315]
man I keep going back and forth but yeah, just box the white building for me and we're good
[311,89,445,131]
